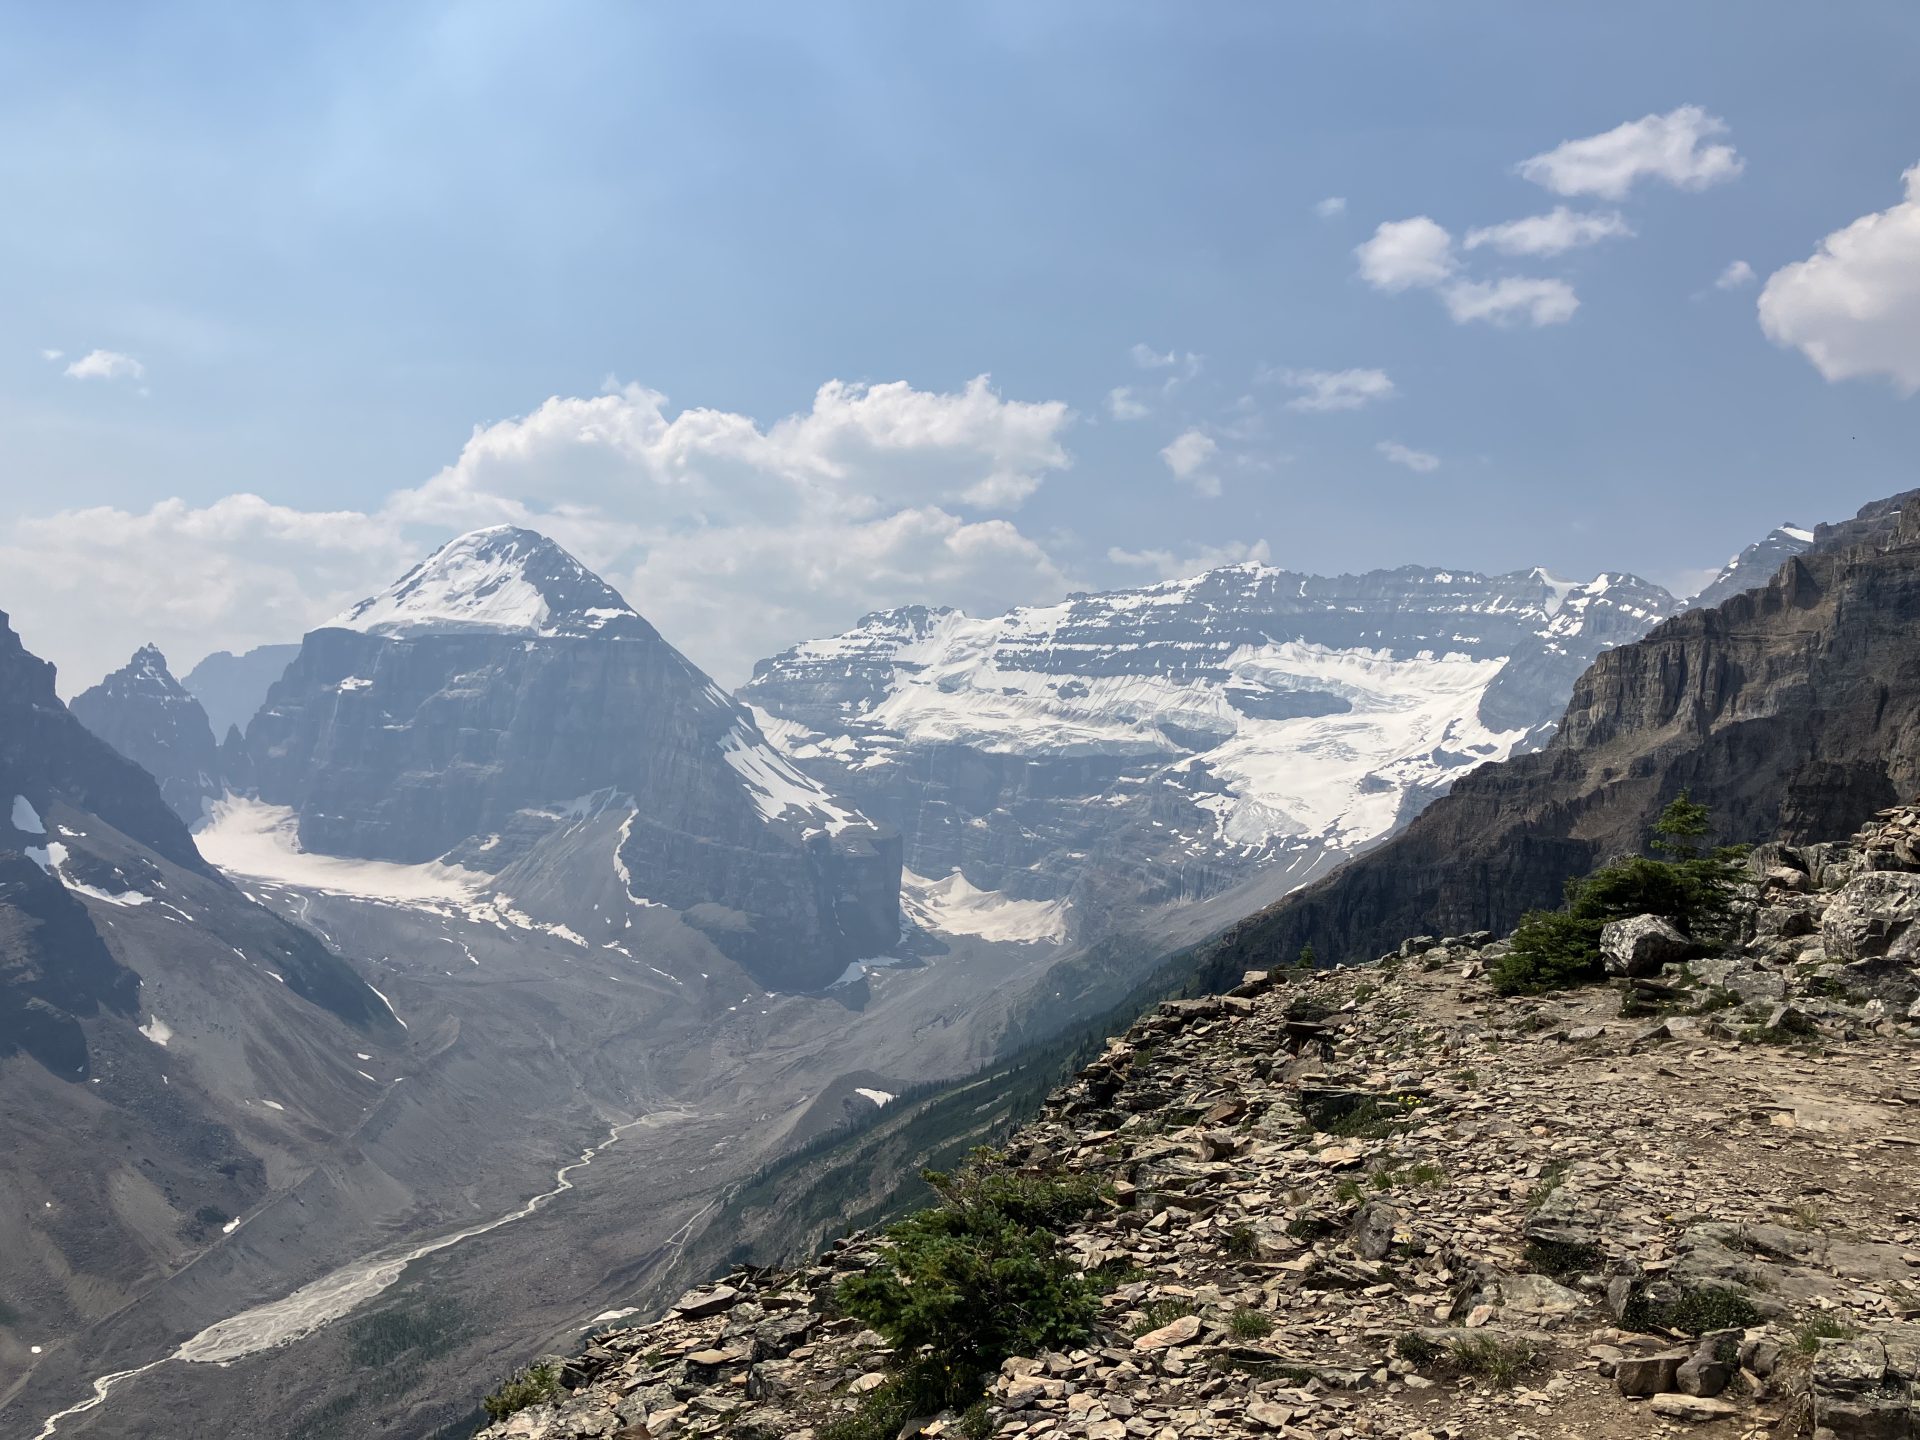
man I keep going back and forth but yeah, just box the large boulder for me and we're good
[1822,872,1920,963]
[1811,1325,1920,1438]
[1600,915,1694,977]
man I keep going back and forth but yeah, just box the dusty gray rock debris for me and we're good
[474,805,1920,1440]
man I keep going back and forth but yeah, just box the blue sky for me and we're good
[2,2,1917,687]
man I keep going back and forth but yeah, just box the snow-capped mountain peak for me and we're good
[329,526,655,640]
[1685,522,1816,611]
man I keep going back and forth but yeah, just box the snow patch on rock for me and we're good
[12,794,45,835]
[196,796,488,903]
[902,868,1069,945]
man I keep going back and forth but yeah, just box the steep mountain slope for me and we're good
[743,564,1675,944]
[70,645,223,824]
[1198,489,1920,982]
[1686,523,1814,610]
[228,526,900,988]
[0,610,401,1388]
[182,643,301,738]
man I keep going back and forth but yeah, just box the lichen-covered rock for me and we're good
[1822,871,1920,963]
[1601,914,1694,976]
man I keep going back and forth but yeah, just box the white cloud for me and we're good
[1276,368,1397,412]
[0,496,410,691]
[4,376,1084,690]
[1313,196,1347,219]
[399,375,1072,524]
[1355,217,1457,291]
[1464,207,1633,257]
[40,348,63,361]
[1159,429,1220,497]
[1129,343,1202,379]
[1376,441,1440,473]
[1108,538,1272,578]
[1441,277,1580,327]
[63,349,146,382]
[1106,386,1149,420]
[1758,163,1920,393]
[1517,105,1744,200]
[624,507,1070,683]
[1714,260,1757,290]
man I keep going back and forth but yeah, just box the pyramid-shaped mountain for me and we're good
[70,643,223,824]
[239,526,900,986]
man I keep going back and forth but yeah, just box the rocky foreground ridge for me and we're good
[476,804,1920,1440]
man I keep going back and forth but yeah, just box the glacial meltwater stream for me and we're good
[33,1112,679,1438]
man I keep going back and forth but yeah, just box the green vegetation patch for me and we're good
[835,1155,1106,1409]
[1492,794,1748,995]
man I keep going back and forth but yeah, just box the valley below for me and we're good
[7,857,1078,1440]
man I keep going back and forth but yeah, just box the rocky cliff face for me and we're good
[471,805,1920,1440]
[70,643,224,823]
[742,564,1676,945]
[0,611,400,1381]
[237,526,900,987]
[1198,490,1920,982]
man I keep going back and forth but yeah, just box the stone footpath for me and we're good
[476,808,1920,1440]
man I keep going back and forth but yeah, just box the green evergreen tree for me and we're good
[1491,793,1748,995]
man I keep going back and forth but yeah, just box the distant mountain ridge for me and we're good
[1688,523,1815,610]
[183,642,301,738]
[742,560,1678,946]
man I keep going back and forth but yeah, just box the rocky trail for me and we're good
[472,806,1920,1440]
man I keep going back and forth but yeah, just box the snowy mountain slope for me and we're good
[236,526,900,986]
[1686,524,1816,610]
[329,523,655,640]
[742,562,1677,940]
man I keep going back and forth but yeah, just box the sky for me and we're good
[2,2,1917,691]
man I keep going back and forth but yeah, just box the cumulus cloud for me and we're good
[1441,277,1580,327]
[1276,368,1397,412]
[1355,217,1457,291]
[0,496,410,690]
[1313,196,1347,219]
[1106,386,1149,420]
[1376,441,1441,473]
[1715,260,1757,290]
[624,507,1070,681]
[398,375,1073,527]
[63,349,146,382]
[1108,538,1272,579]
[4,375,1085,689]
[1159,429,1220,497]
[1758,163,1920,392]
[1517,105,1743,200]
[1464,207,1633,256]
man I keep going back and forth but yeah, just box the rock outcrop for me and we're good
[470,804,1920,1440]
[70,643,224,823]
[1198,489,1920,983]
